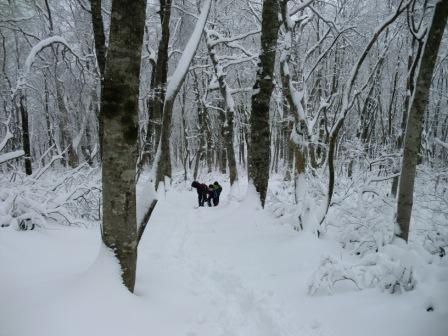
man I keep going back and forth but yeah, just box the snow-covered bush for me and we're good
[0,165,100,230]
[308,245,417,295]
[268,152,447,296]
[323,161,448,256]
[266,171,326,231]
[308,162,448,295]
[412,167,448,256]
[357,249,416,294]
[308,255,361,295]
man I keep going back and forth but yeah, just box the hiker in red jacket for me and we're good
[191,181,212,207]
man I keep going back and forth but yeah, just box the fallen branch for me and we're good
[137,199,158,245]
[0,150,25,164]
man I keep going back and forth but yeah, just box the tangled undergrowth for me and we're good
[0,164,101,230]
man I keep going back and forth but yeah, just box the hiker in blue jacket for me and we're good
[211,181,222,206]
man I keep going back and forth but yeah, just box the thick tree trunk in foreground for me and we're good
[396,0,448,242]
[248,0,280,207]
[100,0,146,292]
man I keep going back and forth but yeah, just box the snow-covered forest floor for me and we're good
[0,169,447,336]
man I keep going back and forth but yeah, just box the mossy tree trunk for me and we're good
[248,0,280,207]
[99,0,147,292]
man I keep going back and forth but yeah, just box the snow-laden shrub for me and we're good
[308,256,361,295]
[308,245,417,295]
[324,166,446,255]
[332,193,395,256]
[412,168,448,256]
[266,176,295,219]
[266,172,326,231]
[0,165,100,229]
[327,158,448,258]
[357,250,416,294]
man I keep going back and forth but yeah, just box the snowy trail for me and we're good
[135,187,353,336]
[136,189,307,336]
[1,183,447,336]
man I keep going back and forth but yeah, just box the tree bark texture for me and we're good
[206,32,238,185]
[396,0,448,242]
[55,79,79,168]
[18,94,32,175]
[90,0,106,76]
[99,0,147,292]
[144,0,172,165]
[155,97,174,188]
[248,0,280,207]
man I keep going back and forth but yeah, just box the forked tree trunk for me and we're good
[248,0,280,207]
[99,0,147,292]
[396,0,448,242]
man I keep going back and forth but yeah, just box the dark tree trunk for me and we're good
[396,0,448,242]
[143,0,172,165]
[18,94,32,175]
[192,71,205,181]
[248,0,280,207]
[206,118,213,173]
[90,0,106,76]
[99,0,147,292]
[397,37,423,149]
[326,120,343,210]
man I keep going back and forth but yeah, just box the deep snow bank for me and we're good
[1,179,447,336]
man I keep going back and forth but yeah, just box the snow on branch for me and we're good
[0,150,25,164]
[339,0,412,121]
[14,36,75,94]
[435,138,448,150]
[0,114,13,152]
[221,55,258,69]
[308,250,416,295]
[208,29,260,48]
[289,0,316,16]
[0,166,101,229]
[0,15,35,23]
[171,4,199,20]
[165,0,212,102]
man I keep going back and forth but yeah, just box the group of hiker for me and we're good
[191,181,222,207]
